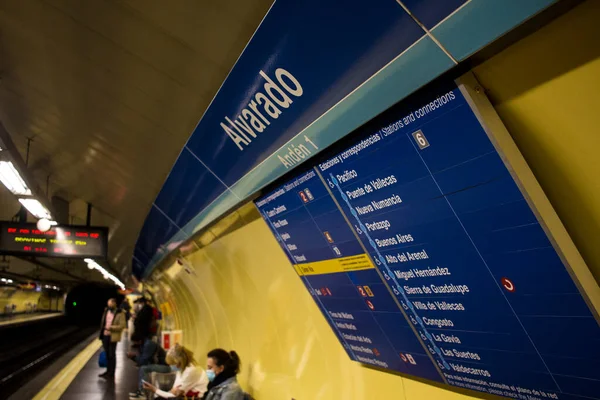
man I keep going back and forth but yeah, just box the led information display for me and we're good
[255,80,600,400]
[0,222,108,259]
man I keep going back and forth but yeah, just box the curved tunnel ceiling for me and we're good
[0,0,274,285]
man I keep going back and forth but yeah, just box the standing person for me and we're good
[99,298,126,379]
[150,303,160,337]
[203,349,245,400]
[120,298,131,333]
[130,299,142,341]
[127,335,171,399]
[143,344,208,399]
[133,297,153,341]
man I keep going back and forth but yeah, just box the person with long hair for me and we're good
[142,344,208,399]
[203,349,245,400]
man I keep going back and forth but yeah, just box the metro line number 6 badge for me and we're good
[412,129,430,150]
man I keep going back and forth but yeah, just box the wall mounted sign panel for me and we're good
[134,0,557,278]
[0,221,108,259]
[257,169,444,381]
[255,76,600,400]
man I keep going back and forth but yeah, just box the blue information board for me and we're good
[255,80,600,399]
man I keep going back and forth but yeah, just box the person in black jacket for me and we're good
[127,335,170,399]
[120,299,131,324]
[133,297,153,341]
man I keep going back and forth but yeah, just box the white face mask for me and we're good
[134,304,142,312]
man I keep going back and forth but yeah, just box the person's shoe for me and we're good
[98,372,108,378]
[129,391,145,399]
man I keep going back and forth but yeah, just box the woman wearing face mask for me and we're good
[143,344,208,399]
[203,349,244,400]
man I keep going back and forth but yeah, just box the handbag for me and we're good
[98,351,107,368]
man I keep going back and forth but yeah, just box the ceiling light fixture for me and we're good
[18,198,52,219]
[0,161,31,196]
[36,218,58,232]
[0,126,55,222]
[84,259,125,289]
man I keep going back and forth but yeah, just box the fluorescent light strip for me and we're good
[19,198,52,219]
[0,157,55,222]
[0,161,31,195]
[84,259,125,289]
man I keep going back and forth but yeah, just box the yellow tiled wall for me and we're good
[473,0,600,281]
[0,287,41,313]
[152,206,475,399]
[38,291,64,311]
[0,287,63,312]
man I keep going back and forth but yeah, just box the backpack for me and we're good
[150,307,159,334]
[98,351,107,368]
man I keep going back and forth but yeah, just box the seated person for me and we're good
[203,349,245,400]
[143,344,208,399]
[128,335,171,399]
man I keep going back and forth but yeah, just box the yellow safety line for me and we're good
[0,313,62,327]
[33,338,102,400]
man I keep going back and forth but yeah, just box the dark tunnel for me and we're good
[64,284,123,326]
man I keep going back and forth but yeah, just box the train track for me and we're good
[0,317,97,399]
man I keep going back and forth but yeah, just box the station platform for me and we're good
[33,333,139,400]
[0,312,62,327]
